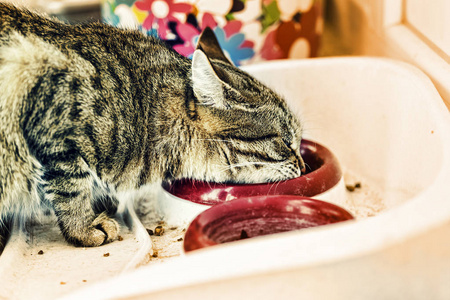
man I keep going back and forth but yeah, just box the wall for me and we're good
[324,0,450,110]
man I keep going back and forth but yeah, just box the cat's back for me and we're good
[0,3,63,37]
[0,2,183,72]
[0,3,95,120]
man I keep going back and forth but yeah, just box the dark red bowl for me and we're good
[183,195,354,252]
[162,139,342,205]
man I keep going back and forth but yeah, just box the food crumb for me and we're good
[346,185,355,192]
[154,225,164,236]
[103,253,110,257]
[118,235,124,241]
[147,229,154,236]
[169,227,178,230]
[152,250,158,258]
[37,250,44,255]
[177,237,183,242]
[346,182,362,192]
[82,280,87,283]
[239,230,249,240]
[60,282,66,285]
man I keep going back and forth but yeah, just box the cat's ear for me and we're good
[196,27,233,66]
[191,49,227,108]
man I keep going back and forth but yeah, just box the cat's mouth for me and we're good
[163,139,341,205]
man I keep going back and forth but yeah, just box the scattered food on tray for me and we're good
[346,182,362,192]
[344,170,385,218]
[346,185,355,192]
[154,225,164,236]
[103,253,110,257]
[38,250,44,255]
[118,235,124,241]
[146,229,154,236]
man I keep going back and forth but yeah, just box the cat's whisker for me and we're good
[215,160,290,173]
[213,160,295,185]
[304,162,312,172]
[269,179,283,195]
[192,138,233,143]
[267,181,279,194]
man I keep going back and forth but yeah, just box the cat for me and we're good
[0,3,305,252]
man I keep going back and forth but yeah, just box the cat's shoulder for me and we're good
[0,2,44,20]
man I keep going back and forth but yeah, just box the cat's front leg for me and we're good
[43,163,119,247]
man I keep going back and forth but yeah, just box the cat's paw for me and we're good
[67,212,119,247]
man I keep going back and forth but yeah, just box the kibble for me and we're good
[346,182,362,192]
[154,225,164,236]
[346,185,355,192]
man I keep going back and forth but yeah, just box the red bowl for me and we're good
[183,195,354,252]
[162,139,342,205]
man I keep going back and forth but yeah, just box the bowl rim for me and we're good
[183,195,354,252]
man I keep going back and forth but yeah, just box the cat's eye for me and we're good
[281,134,295,149]
[282,138,294,151]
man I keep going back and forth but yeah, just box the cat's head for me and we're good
[185,27,305,184]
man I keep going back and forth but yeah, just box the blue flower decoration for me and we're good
[144,28,159,38]
[213,27,254,66]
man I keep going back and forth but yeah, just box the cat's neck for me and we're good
[131,70,209,186]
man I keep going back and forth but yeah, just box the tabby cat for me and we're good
[0,3,305,251]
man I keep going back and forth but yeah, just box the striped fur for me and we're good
[0,3,304,251]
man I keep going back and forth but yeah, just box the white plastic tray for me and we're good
[67,57,450,299]
[2,57,449,299]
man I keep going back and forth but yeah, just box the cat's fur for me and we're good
[0,3,305,251]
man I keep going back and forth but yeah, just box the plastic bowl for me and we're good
[158,139,346,226]
[183,195,354,252]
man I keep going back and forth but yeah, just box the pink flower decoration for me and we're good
[222,20,242,38]
[260,29,284,60]
[173,12,217,56]
[201,13,218,30]
[173,12,255,65]
[134,0,192,39]
[241,40,254,49]
[173,23,199,56]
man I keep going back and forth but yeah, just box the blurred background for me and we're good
[2,0,449,108]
